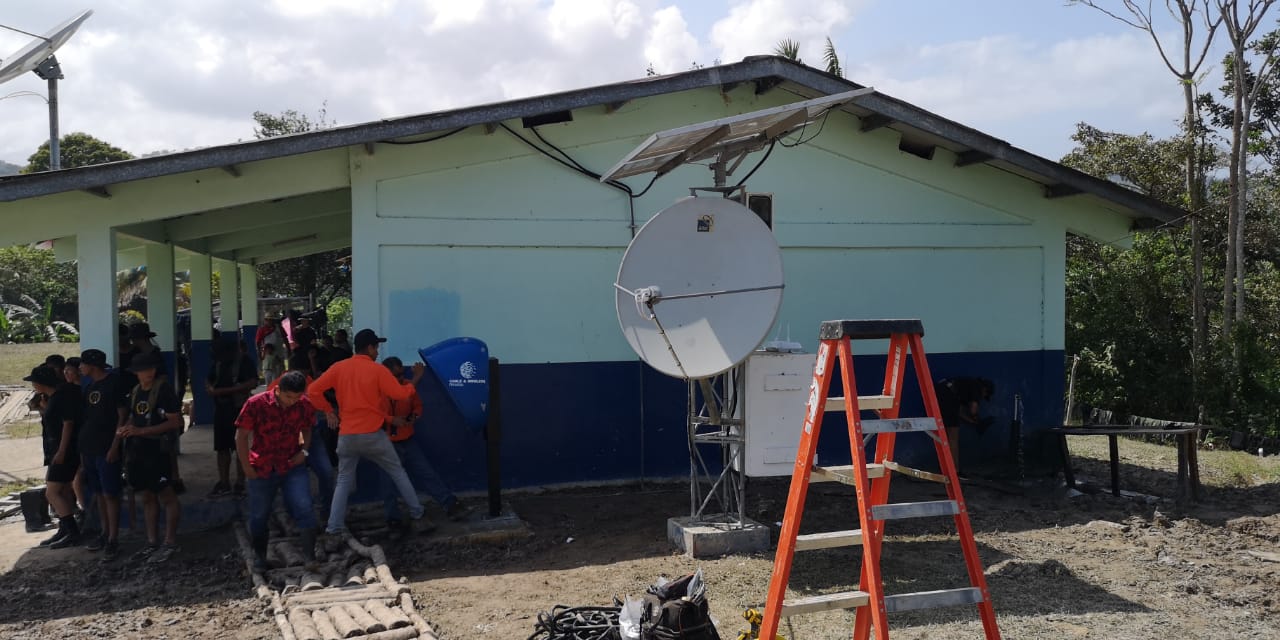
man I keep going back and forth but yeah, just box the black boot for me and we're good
[21,489,51,534]
[299,528,318,570]
[49,516,82,549]
[251,533,269,573]
[38,517,67,547]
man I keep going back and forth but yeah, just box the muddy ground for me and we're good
[0,437,1277,639]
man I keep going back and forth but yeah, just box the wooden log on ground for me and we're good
[398,593,437,640]
[366,600,411,629]
[346,562,371,586]
[311,609,343,640]
[275,610,298,640]
[344,603,385,634]
[361,628,420,640]
[289,608,322,640]
[362,567,379,585]
[284,588,397,608]
[301,570,327,591]
[327,605,364,638]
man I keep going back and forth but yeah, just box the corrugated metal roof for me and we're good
[0,56,1182,227]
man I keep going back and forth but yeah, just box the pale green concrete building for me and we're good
[0,57,1180,487]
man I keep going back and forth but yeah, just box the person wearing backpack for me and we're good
[118,351,183,563]
[25,365,83,549]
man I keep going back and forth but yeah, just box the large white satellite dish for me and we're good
[605,90,873,534]
[0,9,94,171]
[0,10,93,85]
[615,196,783,379]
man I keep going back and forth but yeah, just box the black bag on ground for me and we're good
[640,572,720,640]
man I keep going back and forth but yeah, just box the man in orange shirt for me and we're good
[307,329,432,536]
[379,357,469,535]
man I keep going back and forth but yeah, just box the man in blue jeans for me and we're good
[378,357,470,536]
[235,371,318,571]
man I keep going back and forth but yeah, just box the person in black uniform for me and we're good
[119,352,183,563]
[78,349,130,560]
[25,365,83,549]
[206,337,259,496]
[935,377,994,473]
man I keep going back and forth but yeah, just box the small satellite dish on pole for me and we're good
[607,89,872,537]
[0,9,95,171]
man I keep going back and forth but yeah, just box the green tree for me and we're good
[0,245,78,325]
[22,132,133,173]
[250,105,351,308]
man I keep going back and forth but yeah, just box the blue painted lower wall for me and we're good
[384,349,1065,494]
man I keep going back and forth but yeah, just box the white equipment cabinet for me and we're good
[737,350,817,477]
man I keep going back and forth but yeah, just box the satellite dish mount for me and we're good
[0,10,94,171]
[606,90,872,533]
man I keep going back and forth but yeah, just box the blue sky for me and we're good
[0,1,1229,166]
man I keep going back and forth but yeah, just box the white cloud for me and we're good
[709,0,865,65]
[645,6,703,73]
[848,31,1184,157]
[0,0,1192,169]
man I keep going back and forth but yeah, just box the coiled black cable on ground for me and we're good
[525,605,621,640]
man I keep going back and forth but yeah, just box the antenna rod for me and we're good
[0,23,49,41]
[34,56,62,171]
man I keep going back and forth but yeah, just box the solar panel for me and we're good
[600,88,874,183]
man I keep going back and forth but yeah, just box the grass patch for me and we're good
[0,342,78,387]
[0,477,39,497]
[2,419,40,439]
[1068,433,1280,488]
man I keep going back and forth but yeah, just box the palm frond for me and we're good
[774,38,802,62]
[823,36,843,77]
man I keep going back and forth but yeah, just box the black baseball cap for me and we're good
[23,366,61,387]
[353,328,387,350]
[127,322,157,339]
[128,351,164,373]
[80,349,108,368]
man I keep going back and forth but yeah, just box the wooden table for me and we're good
[1049,426,1203,503]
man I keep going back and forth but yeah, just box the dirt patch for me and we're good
[0,437,1277,639]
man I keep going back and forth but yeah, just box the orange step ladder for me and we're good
[754,319,1001,640]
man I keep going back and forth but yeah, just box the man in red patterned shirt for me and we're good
[235,371,318,572]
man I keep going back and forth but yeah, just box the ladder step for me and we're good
[794,529,863,551]
[860,417,938,434]
[825,395,894,411]
[780,590,870,617]
[883,587,984,613]
[871,500,959,520]
[811,463,885,484]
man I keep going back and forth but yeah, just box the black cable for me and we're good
[734,139,776,187]
[525,605,620,640]
[779,108,833,148]
[380,127,467,145]
[502,123,646,236]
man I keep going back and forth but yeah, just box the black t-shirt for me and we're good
[207,354,257,406]
[79,372,130,456]
[126,382,181,454]
[41,383,83,461]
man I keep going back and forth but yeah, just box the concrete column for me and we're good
[189,254,213,425]
[239,263,259,371]
[216,258,240,334]
[145,243,178,387]
[75,226,117,358]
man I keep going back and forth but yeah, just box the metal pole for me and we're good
[485,357,503,518]
[47,75,59,170]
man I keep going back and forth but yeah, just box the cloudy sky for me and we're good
[0,1,1226,167]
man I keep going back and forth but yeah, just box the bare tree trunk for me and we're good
[1185,81,1207,393]
[1235,104,1252,324]
[1224,82,1243,338]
